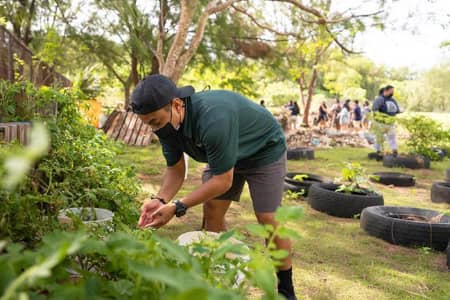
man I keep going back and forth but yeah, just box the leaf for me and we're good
[270,249,289,260]
[218,230,236,242]
[274,206,303,223]
[247,224,270,239]
[276,227,302,240]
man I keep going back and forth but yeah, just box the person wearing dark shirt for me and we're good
[352,100,362,131]
[131,75,296,299]
[372,85,401,158]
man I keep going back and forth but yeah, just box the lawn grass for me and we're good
[117,144,450,300]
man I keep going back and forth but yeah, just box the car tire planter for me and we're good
[447,241,450,269]
[431,182,450,204]
[307,183,384,218]
[360,206,450,251]
[370,172,415,187]
[383,155,430,169]
[284,172,327,197]
[368,152,382,161]
[286,147,314,160]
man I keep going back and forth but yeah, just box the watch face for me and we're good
[175,201,187,217]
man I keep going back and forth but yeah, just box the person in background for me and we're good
[317,101,328,130]
[361,100,371,130]
[338,99,351,132]
[372,85,401,158]
[352,100,362,132]
[260,99,265,107]
[329,98,342,131]
[289,101,300,130]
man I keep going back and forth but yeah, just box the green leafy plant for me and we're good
[0,206,303,300]
[335,162,374,194]
[293,174,308,182]
[0,81,139,245]
[283,190,304,201]
[398,115,449,160]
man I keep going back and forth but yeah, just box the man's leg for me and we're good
[203,199,232,232]
[201,167,245,232]
[387,125,398,155]
[245,153,297,300]
[255,213,292,269]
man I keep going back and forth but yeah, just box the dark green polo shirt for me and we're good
[159,90,286,175]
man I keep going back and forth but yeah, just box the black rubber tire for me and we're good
[283,182,304,194]
[446,168,450,182]
[287,147,314,160]
[284,172,327,197]
[447,241,450,269]
[370,172,415,187]
[431,182,450,204]
[368,152,382,160]
[383,155,430,169]
[360,206,450,251]
[431,147,448,160]
[307,183,384,218]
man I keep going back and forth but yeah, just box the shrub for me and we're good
[399,115,449,160]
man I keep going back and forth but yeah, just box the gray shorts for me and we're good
[202,153,286,213]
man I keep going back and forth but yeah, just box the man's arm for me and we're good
[180,168,233,208]
[156,156,186,202]
[138,156,185,228]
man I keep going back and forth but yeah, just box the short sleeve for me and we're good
[160,139,183,167]
[200,115,238,175]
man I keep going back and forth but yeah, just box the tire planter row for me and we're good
[284,172,327,197]
[287,147,314,160]
[431,182,450,204]
[361,206,450,251]
[383,155,430,169]
[307,183,384,218]
[370,172,415,187]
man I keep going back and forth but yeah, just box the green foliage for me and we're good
[283,190,304,201]
[0,81,140,245]
[335,162,374,194]
[0,205,303,299]
[398,115,450,160]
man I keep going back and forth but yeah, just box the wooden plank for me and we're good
[110,111,127,139]
[141,126,153,146]
[106,112,121,137]
[135,122,150,146]
[9,123,17,142]
[129,118,143,146]
[101,110,120,132]
[117,112,133,141]
[123,114,138,145]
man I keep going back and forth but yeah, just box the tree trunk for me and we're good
[123,81,131,109]
[301,68,318,126]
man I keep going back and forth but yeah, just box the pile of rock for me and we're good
[286,128,370,149]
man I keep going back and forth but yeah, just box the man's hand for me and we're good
[138,198,164,228]
[147,203,176,229]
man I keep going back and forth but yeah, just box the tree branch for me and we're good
[232,4,304,39]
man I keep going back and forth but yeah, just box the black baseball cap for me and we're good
[130,74,195,115]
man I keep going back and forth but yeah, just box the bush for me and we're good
[399,115,450,160]
[0,81,139,245]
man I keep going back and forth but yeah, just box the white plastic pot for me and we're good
[58,207,114,229]
[177,231,249,286]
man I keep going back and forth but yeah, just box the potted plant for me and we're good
[284,172,327,197]
[307,162,384,218]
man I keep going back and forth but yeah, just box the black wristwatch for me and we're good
[173,200,187,217]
